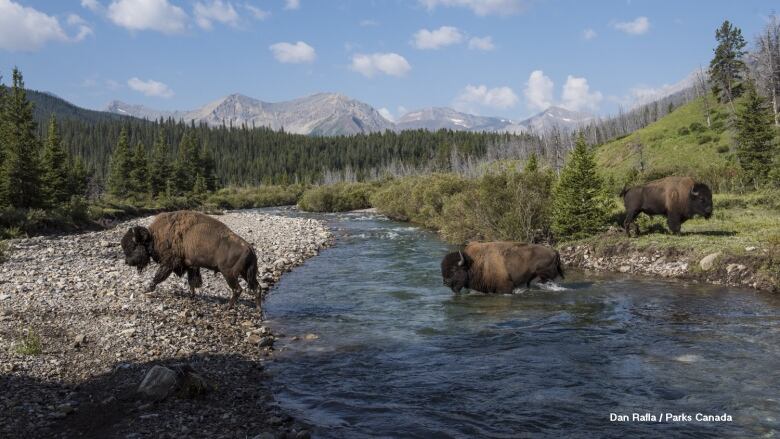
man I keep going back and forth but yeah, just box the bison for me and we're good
[120,211,261,310]
[621,176,713,236]
[441,241,564,294]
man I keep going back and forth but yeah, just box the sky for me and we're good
[0,0,775,121]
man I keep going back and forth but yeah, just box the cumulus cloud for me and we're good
[468,36,494,50]
[561,75,602,111]
[455,84,518,111]
[127,77,174,98]
[284,0,300,10]
[583,28,596,40]
[378,107,395,122]
[194,0,239,29]
[269,41,316,63]
[419,0,527,16]
[67,14,95,42]
[524,70,554,111]
[613,16,650,35]
[0,0,94,51]
[243,3,269,20]
[350,52,411,78]
[107,0,188,34]
[81,0,103,12]
[412,26,464,50]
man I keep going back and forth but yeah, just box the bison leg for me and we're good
[623,209,640,237]
[223,273,243,309]
[147,265,174,292]
[667,214,682,235]
[187,268,202,298]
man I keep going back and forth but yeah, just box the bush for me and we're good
[15,329,43,356]
[371,174,468,228]
[440,167,554,243]
[677,127,691,136]
[207,185,303,209]
[716,145,730,153]
[298,182,377,212]
[689,122,706,133]
[697,134,715,144]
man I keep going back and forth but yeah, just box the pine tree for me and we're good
[172,131,200,195]
[68,157,89,198]
[129,142,150,197]
[41,115,70,206]
[199,141,218,191]
[0,68,43,208]
[0,71,6,171]
[734,80,776,186]
[107,127,132,198]
[709,20,747,105]
[551,133,613,241]
[525,153,539,173]
[149,132,172,197]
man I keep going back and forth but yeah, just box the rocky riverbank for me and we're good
[560,231,778,293]
[0,211,332,438]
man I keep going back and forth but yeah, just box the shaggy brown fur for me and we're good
[120,211,261,311]
[441,241,564,294]
[621,176,713,236]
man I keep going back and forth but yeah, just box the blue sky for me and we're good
[0,0,775,120]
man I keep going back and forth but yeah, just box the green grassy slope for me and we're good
[595,98,739,190]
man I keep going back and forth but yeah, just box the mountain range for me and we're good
[106,93,595,136]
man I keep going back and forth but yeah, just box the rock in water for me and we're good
[699,252,721,271]
[137,365,179,401]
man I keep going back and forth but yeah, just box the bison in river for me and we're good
[441,241,564,294]
[120,211,261,310]
[621,176,713,236]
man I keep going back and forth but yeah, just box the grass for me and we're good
[596,98,744,192]
[14,330,43,356]
[0,240,7,263]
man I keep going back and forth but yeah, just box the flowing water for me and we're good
[261,209,780,438]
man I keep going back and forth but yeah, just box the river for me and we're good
[260,209,780,438]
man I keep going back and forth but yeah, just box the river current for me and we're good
[261,209,780,438]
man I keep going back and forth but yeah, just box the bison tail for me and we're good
[245,250,260,292]
[555,251,565,279]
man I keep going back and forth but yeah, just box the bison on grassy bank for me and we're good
[120,211,261,310]
[441,241,564,294]
[621,176,713,237]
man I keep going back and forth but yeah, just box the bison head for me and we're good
[689,183,713,219]
[120,226,153,273]
[441,250,471,293]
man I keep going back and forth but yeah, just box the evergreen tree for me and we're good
[199,141,218,191]
[107,127,132,198]
[172,131,200,195]
[149,132,172,197]
[0,71,6,170]
[709,20,747,105]
[192,173,207,195]
[551,133,613,241]
[525,153,539,172]
[129,142,150,197]
[0,68,43,208]
[68,157,89,198]
[734,80,776,186]
[41,115,70,206]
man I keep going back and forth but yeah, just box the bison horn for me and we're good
[458,251,465,266]
[691,190,699,196]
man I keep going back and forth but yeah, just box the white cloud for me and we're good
[194,0,239,30]
[524,70,554,111]
[359,19,378,27]
[468,36,494,50]
[127,77,174,98]
[350,52,411,78]
[455,84,518,111]
[243,3,269,20]
[412,26,464,50]
[269,41,316,63]
[81,0,103,12]
[378,107,395,122]
[67,14,94,42]
[284,0,300,10]
[107,0,188,34]
[613,16,649,35]
[583,28,596,40]
[419,0,527,16]
[0,0,95,51]
[561,75,602,111]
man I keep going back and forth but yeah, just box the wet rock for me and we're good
[304,334,319,341]
[699,252,721,271]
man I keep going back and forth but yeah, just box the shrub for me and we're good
[677,127,691,136]
[716,145,730,153]
[371,174,468,228]
[697,134,715,144]
[15,330,43,356]
[298,182,377,212]
[207,185,303,209]
[688,122,706,133]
